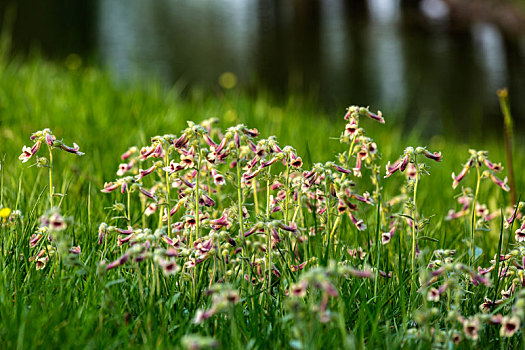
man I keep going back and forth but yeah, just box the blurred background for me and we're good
[1,0,525,138]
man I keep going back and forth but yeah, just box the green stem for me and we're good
[127,187,131,223]
[236,150,245,247]
[411,158,419,279]
[194,148,202,242]
[266,165,272,304]
[470,165,481,266]
[164,150,172,237]
[48,146,54,208]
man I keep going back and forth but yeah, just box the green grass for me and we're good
[0,55,524,349]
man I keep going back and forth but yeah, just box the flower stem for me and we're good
[470,165,481,266]
[195,149,201,242]
[164,150,172,237]
[266,165,272,304]
[411,158,419,279]
[48,146,54,208]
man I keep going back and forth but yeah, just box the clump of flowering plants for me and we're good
[12,103,525,348]
[449,149,511,266]
[18,128,84,271]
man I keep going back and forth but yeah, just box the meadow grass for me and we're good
[0,55,524,349]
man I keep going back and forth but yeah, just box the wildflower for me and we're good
[101,182,119,193]
[138,187,157,201]
[69,245,81,255]
[384,155,409,178]
[211,169,225,185]
[345,117,358,136]
[36,255,49,270]
[500,316,520,337]
[463,317,480,341]
[427,288,440,302]
[98,223,107,244]
[59,142,85,156]
[106,253,130,270]
[452,332,462,345]
[276,221,297,233]
[483,158,503,172]
[423,150,442,162]
[348,212,366,231]
[145,203,157,216]
[452,159,473,189]
[121,146,138,160]
[30,233,42,248]
[332,164,352,174]
[290,281,308,297]
[290,152,303,168]
[135,164,157,180]
[515,224,525,242]
[488,172,510,192]
[158,258,180,276]
[41,211,67,231]
[19,143,41,163]
[209,211,230,229]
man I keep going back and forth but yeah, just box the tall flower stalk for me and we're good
[385,146,441,277]
[19,128,84,208]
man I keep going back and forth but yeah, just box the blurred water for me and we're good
[3,0,525,137]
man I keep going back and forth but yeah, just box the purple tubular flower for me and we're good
[234,132,240,148]
[484,158,503,172]
[348,212,367,231]
[139,187,157,201]
[101,182,119,193]
[121,147,136,160]
[423,150,442,162]
[271,143,282,154]
[120,181,127,194]
[30,234,42,248]
[136,164,157,180]
[347,268,373,278]
[400,155,409,172]
[151,143,163,158]
[243,169,261,180]
[333,164,352,174]
[452,166,470,189]
[359,108,385,124]
[45,133,55,146]
[385,158,403,178]
[290,152,303,168]
[69,245,81,255]
[106,253,130,271]
[261,156,279,168]
[345,117,358,135]
[277,221,297,233]
[98,223,107,245]
[215,137,228,153]
[31,141,42,155]
[200,194,216,207]
[173,134,189,148]
[488,172,510,192]
[202,133,217,147]
[243,127,259,138]
[210,211,229,229]
[59,143,85,156]
[115,226,133,235]
[244,223,263,237]
[353,193,373,205]
[117,235,132,246]
[367,110,385,123]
